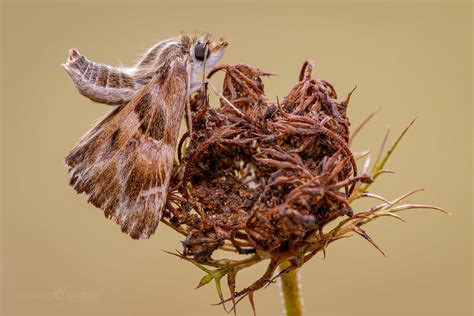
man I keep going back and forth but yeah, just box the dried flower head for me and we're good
[162,60,448,314]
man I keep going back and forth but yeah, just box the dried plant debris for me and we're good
[162,60,448,313]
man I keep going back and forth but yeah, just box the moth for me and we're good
[63,35,228,239]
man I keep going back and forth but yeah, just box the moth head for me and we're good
[189,35,228,92]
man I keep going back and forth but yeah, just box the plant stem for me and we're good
[279,261,304,316]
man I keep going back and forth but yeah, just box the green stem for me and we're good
[279,261,304,316]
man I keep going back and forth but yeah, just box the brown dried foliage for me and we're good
[160,60,447,313]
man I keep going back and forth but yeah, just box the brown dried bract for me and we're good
[179,60,369,254]
[162,60,370,298]
[158,59,448,314]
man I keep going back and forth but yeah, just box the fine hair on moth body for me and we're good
[63,34,228,239]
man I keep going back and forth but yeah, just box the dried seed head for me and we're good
[167,61,360,258]
[162,60,446,311]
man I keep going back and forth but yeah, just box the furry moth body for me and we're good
[63,35,227,239]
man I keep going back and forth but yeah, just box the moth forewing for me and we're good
[65,59,189,239]
[64,34,227,239]
[62,49,145,106]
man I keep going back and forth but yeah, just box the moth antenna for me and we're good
[201,41,209,86]
[198,41,210,101]
[195,40,212,130]
[186,67,193,136]
[205,79,245,117]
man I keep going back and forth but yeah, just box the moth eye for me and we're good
[194,43,210,61]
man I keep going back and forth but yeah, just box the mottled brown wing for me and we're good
[62,49,146,105]
[65,59,188,239]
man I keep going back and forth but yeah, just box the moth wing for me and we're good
[66,59,188,239]
[62,48,146,105]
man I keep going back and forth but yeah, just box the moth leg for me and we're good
[185,97,193,136]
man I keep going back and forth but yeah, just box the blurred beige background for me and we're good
[1,1,472,315]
